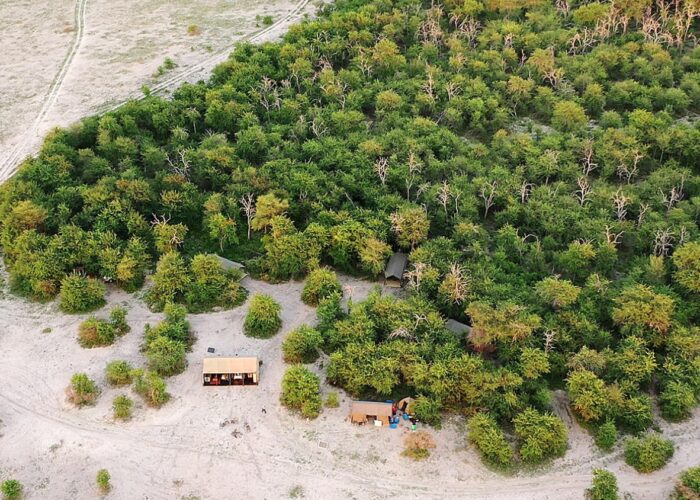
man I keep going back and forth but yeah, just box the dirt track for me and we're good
[0,265,697,499]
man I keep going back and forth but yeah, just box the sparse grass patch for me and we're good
[402,430,436,460]
[288,485,304,498]
[325,392,340,408]
[187,24,201,36]
[1,479,22,500]
[112,394,133,420]
[96,469,111,493]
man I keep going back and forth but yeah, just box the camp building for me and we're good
[350,401,393,426]
[384,252,408,287]
[203,356,259,386]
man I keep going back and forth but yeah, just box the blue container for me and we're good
[390,423,398,429]
[402,413,410,421]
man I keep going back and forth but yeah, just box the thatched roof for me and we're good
[350,401,393,417]
[384,252,408,280]
[203,357,258,374]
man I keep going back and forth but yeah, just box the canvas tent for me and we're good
[445,319,471,337]
[384,253,408,287]
[203,356,259,386]
[350,401,393,426]
[212,255,246,274]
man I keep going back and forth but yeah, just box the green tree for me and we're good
[612,284,674,344]
[551,100,588,132]
[251,193,289,232]
[244,293,282,338]
[672,242,700,293]
[146,252,191,311]
[624,433,674,473]
[59,274,106,313]
[567,369,609,422]
[519,348,550,380]
[513,408,568,464]
[390,207,429,250]
[282,325,323,363]
[358,237,392,276]
[588,469,619,500]
[659,380,697,421]
[467,302,541,347]
[207,212,238,251]
[301,268,342,306]
[676,466,700,499]
[67,373,100,407]
[535,277,581,309]
[468,413,513,467]
[280,365,322,419]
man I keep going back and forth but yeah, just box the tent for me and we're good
[384,253,408,287]
[445,319,471,337]
[203,356,259,386]
[212,255,247,275]
[350,401,393,426]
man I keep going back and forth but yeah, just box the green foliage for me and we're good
[133,370,170,408]
[185,254,247,312]
[282,325,323,363]
[513,408,568,465]
[660,380,697,422]
[588,469,619,500]
[325,391,340,408]
[301,268,342,306]
[468,413,513,467]
[244,293,282,338]
[595,420,618,452]
[672,242,700,294]
[676,466,700,499]
[145,335,187,376]
[78,306,130,347]
[68,373,100,407]
[535,277,581,309]
[112,394,133,420]
[280,365,322,419]
[96,469,111,493]
[105,360,134,386]
[59,274,106,313]
[412,395,443,428]
[1,479,22,500]
[612,285,674,344]
[624,433,674,473]
[146,252,190,311]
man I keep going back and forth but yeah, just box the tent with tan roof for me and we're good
[349,401,393,425]
[203,356,259,386]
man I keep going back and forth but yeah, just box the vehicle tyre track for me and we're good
[0,0,88,179]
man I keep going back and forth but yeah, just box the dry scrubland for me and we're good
[0,264,698,499]
[0,0,314,178]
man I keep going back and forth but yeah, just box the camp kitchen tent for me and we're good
[203,356,259,386]
[384,253,408,287]
[350,401,393,426]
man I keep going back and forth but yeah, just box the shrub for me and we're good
[402,430,436,460]
[112,394,133,420]
[301,268,342,306]
[59,274,106,313]
[280,365,321,419]
[133,370,170,408]
[244,293,282,338]
[262,15,274,25]
[660,381,697,421]
[412,395,442,428]
[595,420,617,452]
[78,317,116,348]
[282,325,322,363]
[588,469,619,500]
[325,392,340,408]
[468,413,512,467]
[105,360,134,386]
[624,433,674,473]
[145,336,187,376]
[67,373,99,407]
[109,306,130,335]
[1,479,22,500]
[144,302,191,345]
[185,255,246,313]
[186,24,200,35]
[96,469,111,493]
[676,466,700,499]
[513,408,568,464]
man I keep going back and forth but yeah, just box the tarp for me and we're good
[203,357,258,374]
[212,255,245,271]
[384,253,408,280]
[445,319,471,335]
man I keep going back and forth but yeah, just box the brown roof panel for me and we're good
[350,401,393,417]
[203,357,258,374]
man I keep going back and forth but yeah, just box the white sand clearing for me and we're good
[0,263,698,499]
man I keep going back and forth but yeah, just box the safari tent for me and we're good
[350,401,393,426]
[384,253,408,287]
[203,356,259,386]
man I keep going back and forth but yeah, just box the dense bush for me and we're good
[280,365,321,419]
[412,395,443,429]
[144,302,191,345]
[595,420,618,452]
[133,370,170,408]
[96,469,111,493]
[675,465,700,499]
[59,274,106,313]
[67,373,100,407]
[301,268,342,306]
[105,360,134,386]
[282,325,322,363]
[468,413,513,467]
[244,293,282,338]
[624,433,674,473]
[112,394,133,420]
[1,479,22,500]
[588,469,619,500]
[145,336,187,376]
[78,306,130,347]
[513,409,568,465]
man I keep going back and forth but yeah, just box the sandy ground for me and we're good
[0,0,316,180]
[0,262,698,499]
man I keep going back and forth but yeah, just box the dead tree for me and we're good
[374,157,389,186]
[581,140,598,176]
[480,181,497,219]
[575,177,592,206]
[612,189,630,220]
[520,181,533,204]
[604,225,624,247]
[405,152,422,202]
[661,177,685,213]
[240,193,256,240]
[544,329,556,354]
[653,228,675,257]
[437,181,452,219]
[166,149,191,179]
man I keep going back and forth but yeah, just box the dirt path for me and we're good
[0,267,697,499]
[0,0,87,179]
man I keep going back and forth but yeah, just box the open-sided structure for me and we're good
[384,253,408,287]
[203,356,259,386]
[349,401,393,426]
